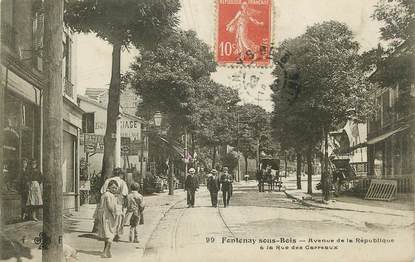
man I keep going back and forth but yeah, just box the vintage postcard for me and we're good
[0,0,414,261]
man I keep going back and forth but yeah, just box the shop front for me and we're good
[62,98,84,212]
[1,67,42,223]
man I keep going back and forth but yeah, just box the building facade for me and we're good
[77,95,148,182]
[366,44,415,192]
[1,0,83,223]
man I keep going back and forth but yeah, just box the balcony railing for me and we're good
[64,78,74,98]
[1,22,16,51]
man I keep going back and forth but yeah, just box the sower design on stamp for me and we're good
[217,0,272,66]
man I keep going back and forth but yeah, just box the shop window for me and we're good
[3,95,21,192]
[63,132,75,193]
[401,131,413,174]
[382,91,392,127]
[2,93,40,192]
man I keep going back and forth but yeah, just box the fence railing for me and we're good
[356,175,414,194]
[350,162,368,177]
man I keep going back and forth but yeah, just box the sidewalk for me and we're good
[1,189,186,261]
[282,175,414,217]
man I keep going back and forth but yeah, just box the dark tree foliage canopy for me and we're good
[362,0,414,87]
[237,104,277,158]
[64,0,181,180]
[128,30,217,128]
[64,0,180,47]
[372,0,415,46]
[271,21,374,152]
[188,77,239,147]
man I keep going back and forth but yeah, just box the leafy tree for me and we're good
[64,0,180,180]
[128,30,216,128]
[221,152,238,174]
[272,21,374,198]
[372,0,414,47]
[362,0,414,115]
[237,104,277,174]
[188,77,239,168]
[362,0,414,84]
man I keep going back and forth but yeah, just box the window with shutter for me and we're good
[32,11,44,71]
[1,0,16,50]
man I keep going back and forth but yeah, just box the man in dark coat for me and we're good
[184,168,199,208]
[256,166,265,192]
[207,169,220,207]
[220,167,233,208]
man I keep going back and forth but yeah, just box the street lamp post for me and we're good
[152,112,174,195]
[139,124,146,193]
[184,128,188,180]
[139,112,162,193]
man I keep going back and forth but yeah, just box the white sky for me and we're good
[76,0,383,111]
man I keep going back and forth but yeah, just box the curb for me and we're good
[283,190,325,209]
[283,190,411,217]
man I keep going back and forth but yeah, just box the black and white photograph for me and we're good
[0,0,414,261]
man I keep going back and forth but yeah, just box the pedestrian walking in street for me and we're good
[97,180,118,258]
[207,169,220,207]
[184,168,199,208]
[265,165,273,191]
[100,168,128,242]
[26,159,43,221]
[126,182,145,243]
[220,167,233,207]
[256,166,265,192]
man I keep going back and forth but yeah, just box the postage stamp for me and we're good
[216,0,272,66]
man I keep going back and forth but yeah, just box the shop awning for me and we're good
[367,126,409,145]
[158,135,185,158]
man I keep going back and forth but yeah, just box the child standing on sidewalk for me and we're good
[126,182,145,243]
[97,180,118,258]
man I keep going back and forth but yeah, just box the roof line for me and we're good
[77,95,143,122]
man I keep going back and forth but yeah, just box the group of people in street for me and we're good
[20,159,43,221]
[94,168,145,258]
[185,166,234,208]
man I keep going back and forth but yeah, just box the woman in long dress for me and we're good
[26,160,43,221]
[98,180,118,258]
[226,1,264,60]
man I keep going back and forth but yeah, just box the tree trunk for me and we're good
[256,138,260,171]
[284,151,288,177]
[168,158,174,195]
[307,147,313,194]
[101,41,122,185]
[323,127,330,201]
[191,133,195,159]
[244,155,248,175]
[0,71,4,212]
[296,152,302,189]
[212,145,216,169]
[43,0,64,260]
